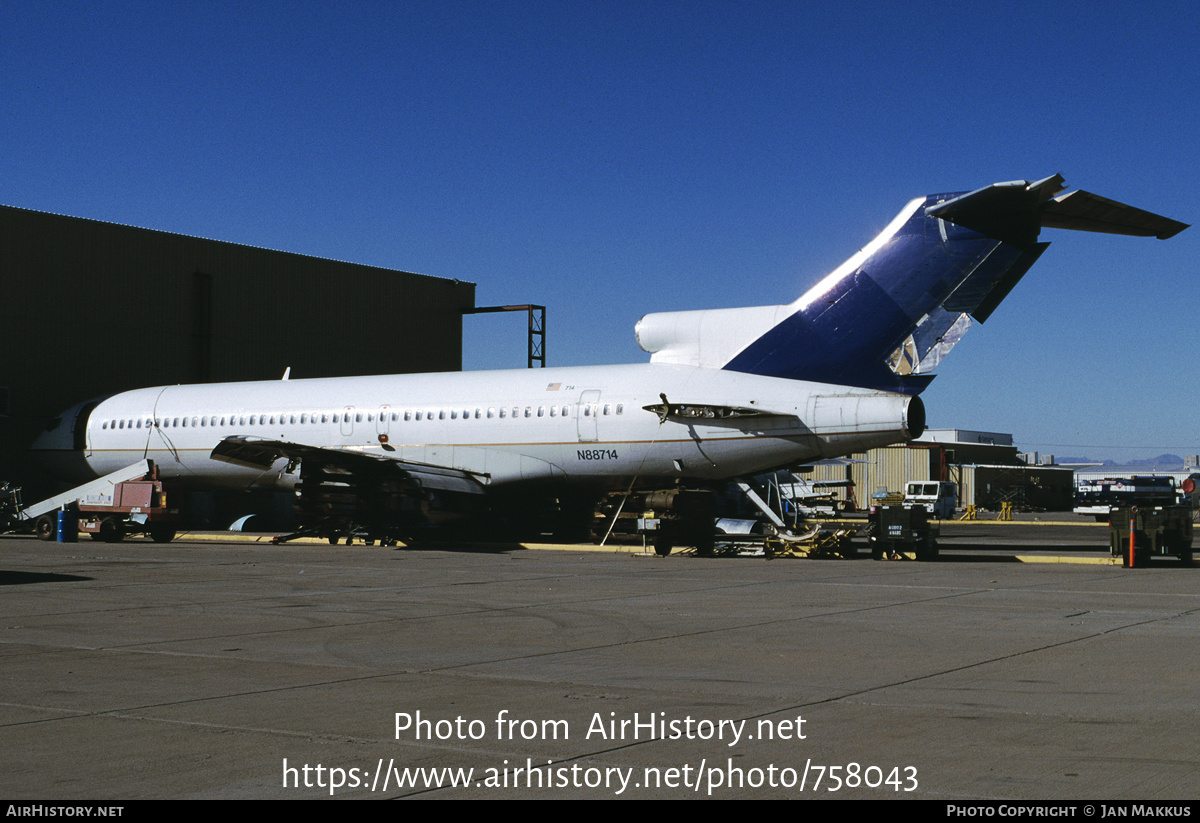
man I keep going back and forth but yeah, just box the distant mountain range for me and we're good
[1055,454,1197,471]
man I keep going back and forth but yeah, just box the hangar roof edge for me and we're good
[0,203,475,287]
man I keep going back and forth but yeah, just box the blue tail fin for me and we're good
[636,175,1186,394]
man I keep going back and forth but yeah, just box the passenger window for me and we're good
[537,406,544,417]
[524,407,531,418]
[616,404,623,415]
[499,408,506,419]
[562,405,570,417]
[487,408,495,419]
[439,410,445,420]
[603,404,611,415]
[549,406,557,417]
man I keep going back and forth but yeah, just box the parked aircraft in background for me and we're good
[32,175,1187,547]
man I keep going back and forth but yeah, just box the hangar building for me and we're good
[0,205,476,497]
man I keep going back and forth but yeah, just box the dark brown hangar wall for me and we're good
[0,204,476,487]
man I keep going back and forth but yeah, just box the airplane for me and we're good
[31,175,1187,549]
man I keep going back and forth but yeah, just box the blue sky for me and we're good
[5,1,1198,461]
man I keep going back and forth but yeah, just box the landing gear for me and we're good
[637,489,718,557]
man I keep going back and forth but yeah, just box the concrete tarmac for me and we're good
[2,528,1197,799]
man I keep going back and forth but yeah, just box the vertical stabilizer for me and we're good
[638,176,1186,394]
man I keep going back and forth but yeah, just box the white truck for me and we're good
[903,481,958,519]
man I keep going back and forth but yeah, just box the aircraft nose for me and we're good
[31,413,72,452]
[30,399,103,482]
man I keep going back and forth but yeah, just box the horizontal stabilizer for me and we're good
[926,175,1189,240]
[1041,189,1189,239]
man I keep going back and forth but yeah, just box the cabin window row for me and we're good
[98,403,625,430]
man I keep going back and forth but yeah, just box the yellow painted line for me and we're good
[171,534,1125,564]
[180,532,329,544]
[946,519,1108,527]
[176,532,655,553]
[515,542,651,554]
[880,550,1118,565]
[807,518,1107,528]
[1013,554,1121,565]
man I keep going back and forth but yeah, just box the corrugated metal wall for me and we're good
[808,445,935,507]
[807,444,1074,510]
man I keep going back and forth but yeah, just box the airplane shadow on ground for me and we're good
[0,570,94,585]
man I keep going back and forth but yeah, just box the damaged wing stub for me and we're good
[210,435,489,496]
[644,393,780,424]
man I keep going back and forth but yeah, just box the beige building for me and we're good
[807,429,1075,512]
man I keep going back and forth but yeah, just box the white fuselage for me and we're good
[75,363,918,492]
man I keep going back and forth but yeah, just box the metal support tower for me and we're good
[463,304,546,368]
